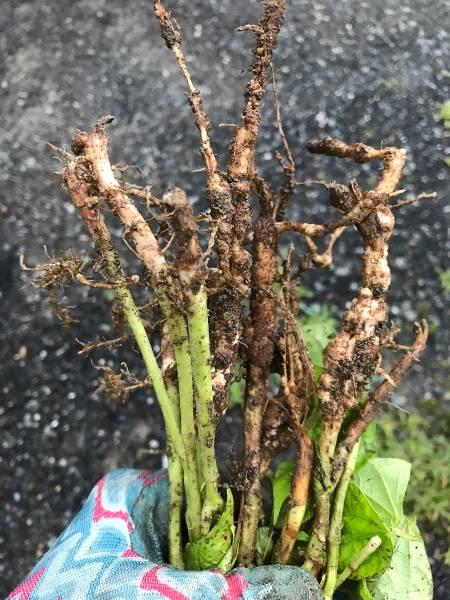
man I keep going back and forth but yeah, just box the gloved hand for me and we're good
[7,469,322,599]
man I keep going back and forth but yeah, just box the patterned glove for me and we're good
[7,469,322,599]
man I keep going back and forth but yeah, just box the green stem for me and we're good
[115,288,184,459]
[303,419,341,575]
[121,288,202,543]
[335,536,382,589]
[237,394,265,567]
[323,441,360,599]
[107,249,200,545]
[166,381,184,569]
[188,286,223,534]
[65,166,198,553]
[163,304,202,542]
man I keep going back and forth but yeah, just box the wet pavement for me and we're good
[0,0,449,595]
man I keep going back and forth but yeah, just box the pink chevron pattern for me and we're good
[121,547,143,559]
[143,470,167,488]
[7,567,45,600]
[140,565,190,599]
[222,572,248,600]
[93,477,133,533]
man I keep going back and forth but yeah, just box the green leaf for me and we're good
[367,517,432,600]
[104,289,116,302]
[216,542,235,573]
[184,488,235,571]
[353,458,411,528]
[271,460,294,526]
[255,526,274,565]
[301,498,314,525]
[297,285,314,298]
[230,379,244,407]
[355,422,378,471]
[377,410,450,542]
[299,306,337,377]
[438,100,450,128]
[303,398,322,444]
[444,547,450,567]
[269,372,281,392]
[438,268,450,293]
[229,362,245,407]
[339,483,394,580]
[296,530,310,543]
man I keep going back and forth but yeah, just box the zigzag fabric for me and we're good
[7,469,322,600]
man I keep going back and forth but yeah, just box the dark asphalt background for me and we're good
[0,0,449,596]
